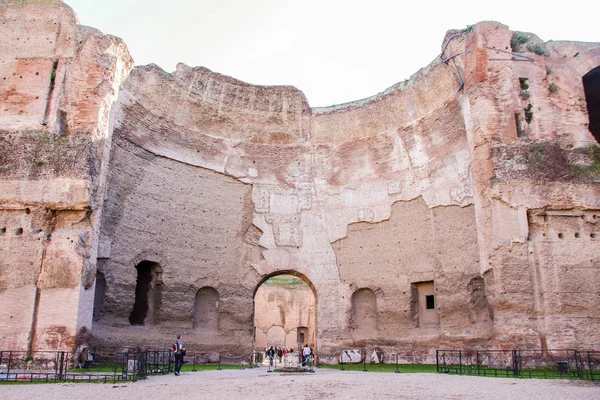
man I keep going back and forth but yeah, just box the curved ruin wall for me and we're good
[89,23,600,355]
[2,1,600,358]
[92,33,480,355]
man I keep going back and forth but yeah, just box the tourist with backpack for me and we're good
[173,334,185,375]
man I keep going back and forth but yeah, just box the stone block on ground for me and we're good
[371,349,384,364]
[339,349,362,364]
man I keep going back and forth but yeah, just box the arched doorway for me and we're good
[129,260,162,325]
[253,272,317,353]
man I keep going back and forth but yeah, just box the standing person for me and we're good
[172,334,185,376]
[302,344,311,366]
[267,346,275,367]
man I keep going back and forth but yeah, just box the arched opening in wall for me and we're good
[583,65,600,143]
[93,272,106,322]
[129,261,162,326]
[351,288,377,330]
[194,287,219,329]
[253,271,317,354]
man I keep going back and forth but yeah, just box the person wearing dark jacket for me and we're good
[172,335,185,375]
[267,346,275,366]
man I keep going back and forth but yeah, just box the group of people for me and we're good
[265,344,314,366]
[172,335,317,376]
[265,345,291,364]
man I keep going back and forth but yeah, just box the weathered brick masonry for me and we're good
[1,1,599,360]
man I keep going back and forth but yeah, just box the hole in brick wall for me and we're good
[129,260,161,326]
[575,232,580,238]
[591,233,597,238]
[93,272,106,322]
[25,208,30,214]
[583,65,600,143]
[298,331,305,344]
[0,227,6,235]
[558,232,563,239]
[15,228,23,235]
[426,295,435,310]
[515,112,524,137]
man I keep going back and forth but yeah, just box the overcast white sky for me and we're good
[67,0,598,107]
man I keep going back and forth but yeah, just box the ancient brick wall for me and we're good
[454,22,600,350]
[0,0,132,351]
[2,1,599,359]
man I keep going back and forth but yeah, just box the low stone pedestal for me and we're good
[284,352,301,368]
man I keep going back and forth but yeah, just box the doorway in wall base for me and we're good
[129,261,162,326]
[253,271,317,356]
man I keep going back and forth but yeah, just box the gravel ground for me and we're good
[1,367,599,400]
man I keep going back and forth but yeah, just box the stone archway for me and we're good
[253,272,317,353]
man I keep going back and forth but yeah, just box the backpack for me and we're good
[174,341,186,356]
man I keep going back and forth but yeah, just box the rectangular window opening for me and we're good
[425,295,435,310]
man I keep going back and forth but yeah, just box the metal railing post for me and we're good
[459,350,462,375]
[192,353,196,372]
[588,352,594,382]
[7,351,12,379]
[113,354,118,383]
[57,351,66,380]
[476,351,480,376]
[395,353,399,373]
[218,354,222,371]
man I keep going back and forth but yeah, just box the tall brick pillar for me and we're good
[0,0,132,352]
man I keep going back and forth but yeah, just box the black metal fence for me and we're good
[581,351,600,381]
[436,349,600,380]
[0,349,173,383]
[0,348,261,383]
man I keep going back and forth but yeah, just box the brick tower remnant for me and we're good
[0,0,133,352]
